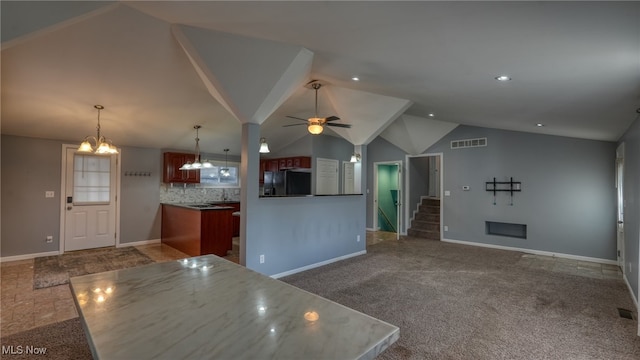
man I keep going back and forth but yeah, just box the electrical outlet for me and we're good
[357,235,360,242]
[260,254,265,264]
[45,191,54,198]
[46,235,53,243]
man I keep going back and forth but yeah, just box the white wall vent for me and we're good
[450,137,487,149]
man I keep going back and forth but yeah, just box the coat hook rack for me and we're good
[124,171,152,177]
[485,177,521,205]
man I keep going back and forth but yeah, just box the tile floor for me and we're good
[1,243,190,337]
[0,233,623,338]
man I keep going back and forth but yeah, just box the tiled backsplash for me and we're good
[160,184,240,204]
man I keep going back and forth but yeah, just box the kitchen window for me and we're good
[200,161,240,187]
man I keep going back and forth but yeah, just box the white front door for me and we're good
[62,146,118,251]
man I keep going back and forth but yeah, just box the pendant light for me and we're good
[180,125,212,170]
[77,105,119,154]
[259,137,270,153]
[220,149,230,177]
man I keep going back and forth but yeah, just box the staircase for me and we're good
[407,198,440,240]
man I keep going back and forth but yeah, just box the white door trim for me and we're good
[616,142,625,271]
[404,152,444,239]
[59,144,121,253]
[373,160,402,236]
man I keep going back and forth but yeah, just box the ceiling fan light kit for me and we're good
[284,80,352,135]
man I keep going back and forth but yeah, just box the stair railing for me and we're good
[378,206,397,232]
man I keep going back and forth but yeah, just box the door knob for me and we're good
[67,206,73,210]
[618,221,623,224]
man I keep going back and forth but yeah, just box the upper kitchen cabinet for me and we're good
[259,156,310,183]
[163,152,200,183]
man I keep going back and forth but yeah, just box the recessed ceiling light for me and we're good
[428,113,435,117]
[351,76,360,81]
[536,123,544,127]
[495,75,511,81]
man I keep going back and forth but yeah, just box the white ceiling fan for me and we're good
[283,80,351,134]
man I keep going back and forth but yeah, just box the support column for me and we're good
[240,123,260,266]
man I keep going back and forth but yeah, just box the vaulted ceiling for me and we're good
[2,1,639,156]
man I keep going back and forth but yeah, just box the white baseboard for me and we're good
[0,250,60,263]
[271,250,367,279]
[441,238,618,265]
[623,274,638,309]
[117,239,161,247]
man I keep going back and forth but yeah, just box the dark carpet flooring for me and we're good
[0,318,91,359]
[282,238,640,359]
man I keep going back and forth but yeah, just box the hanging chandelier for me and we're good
[180,125,212,170]
[77,105,119,154]
[220,149,230,177]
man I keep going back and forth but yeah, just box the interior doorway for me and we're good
[405,153,443,240]
[60,144,121,252]
[373,161,402,240]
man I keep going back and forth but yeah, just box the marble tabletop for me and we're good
[70,255,399,359]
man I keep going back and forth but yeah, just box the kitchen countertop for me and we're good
[259,194,363,198]
[162,202,236,210]
[70,255,399,359]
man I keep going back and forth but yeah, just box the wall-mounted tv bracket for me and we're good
[485,177,521,205]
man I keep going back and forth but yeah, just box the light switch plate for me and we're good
[444,190,451,196]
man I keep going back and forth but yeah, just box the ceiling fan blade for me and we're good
[283,123,307,127]
[324,115,340,121]
[286,115,309,122]
[326,123,351,128]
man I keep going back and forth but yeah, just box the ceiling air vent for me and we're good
[451,137,487,149]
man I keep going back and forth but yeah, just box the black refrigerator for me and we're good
[264,170,311,196]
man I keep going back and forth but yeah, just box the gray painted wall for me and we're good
[366,136,407,230]
[1,135,165,257]
[119,146,162,244]
[249,195,366,276]
[311,135,354,194]
[618,118,640,301]
[1,135,62,256]
[266,135,312,158]
[427,126,617,260]
[241,124,366,276]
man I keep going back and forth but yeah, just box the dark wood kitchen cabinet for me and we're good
[259,156,310,183]
[163,152,200,183]
[228,202,241,237]
[161,204,233,257]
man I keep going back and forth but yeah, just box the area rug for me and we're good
[0,318,92,360]
[33,247,154,289]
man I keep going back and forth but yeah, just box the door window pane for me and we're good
[74,155,111,204]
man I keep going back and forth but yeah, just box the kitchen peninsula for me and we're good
[161,203,235,257]
[70,255,399,359]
